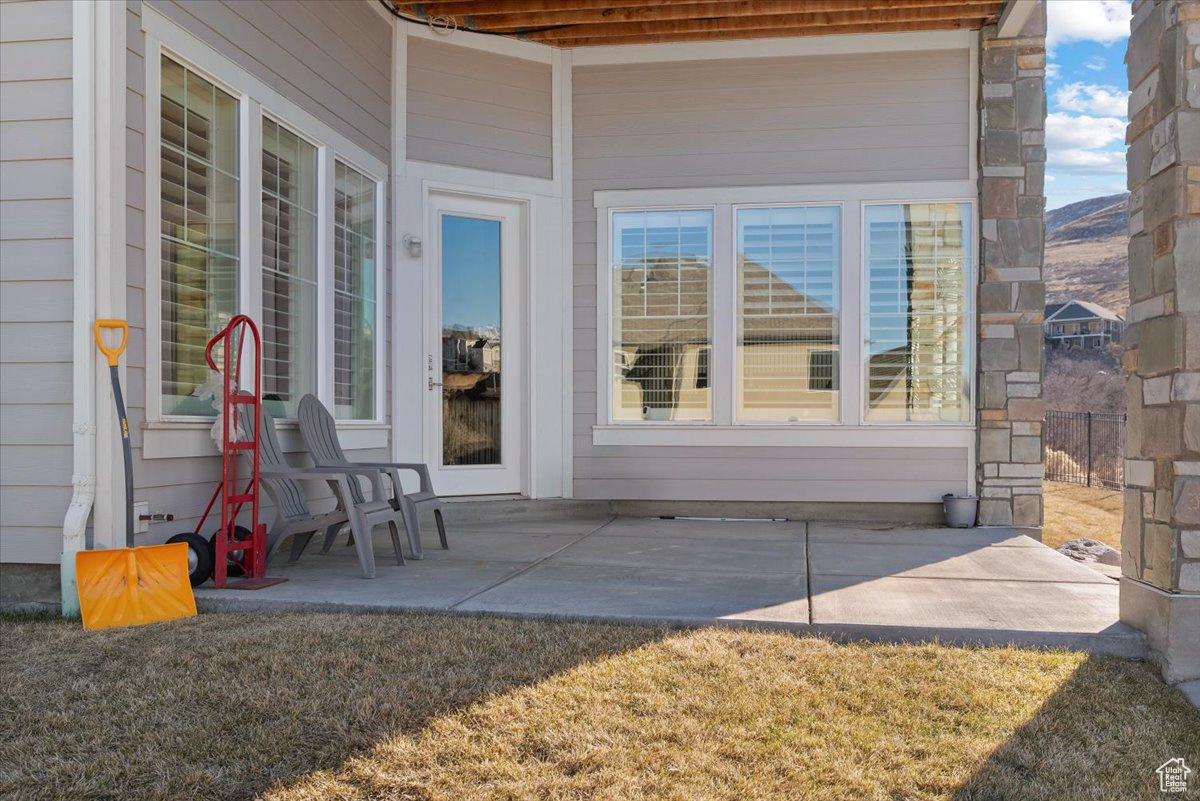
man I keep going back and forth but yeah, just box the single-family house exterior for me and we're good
[0,0,1050,593]
[1044,300,1124,350]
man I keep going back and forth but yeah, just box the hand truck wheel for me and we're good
[209,525,253,578]
[166,532,215,587]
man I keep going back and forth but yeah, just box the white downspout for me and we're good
[61,0,98,616]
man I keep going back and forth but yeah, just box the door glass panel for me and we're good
[441,214,502,466]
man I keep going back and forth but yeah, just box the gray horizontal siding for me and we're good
[572,48,972,503]
[407,36,552,179]
[0,0,74,564]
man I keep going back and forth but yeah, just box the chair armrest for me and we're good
[314,461,435,494]
[260,466,387,503]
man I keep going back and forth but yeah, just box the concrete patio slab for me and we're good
[418,528,590,564]
[808,541,1113,583]
[592,517,806,542]
[808,575,1142,655]
[444,517,615,537]
[809,522,1041,548]
[196,556,530,612]
[193,516,1144,658]
[549,531,807,576]
[456,563,809,623]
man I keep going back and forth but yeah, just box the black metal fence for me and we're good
[1044,410,1126,490]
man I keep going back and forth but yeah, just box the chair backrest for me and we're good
[298,394,365,506]
[236,395,310,521]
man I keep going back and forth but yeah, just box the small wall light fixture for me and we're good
[402,234,423,258]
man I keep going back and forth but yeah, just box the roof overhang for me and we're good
[388,1,1007,47]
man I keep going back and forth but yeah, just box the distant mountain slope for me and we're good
[1045,193,1127,233]
[1043,193,1129,317]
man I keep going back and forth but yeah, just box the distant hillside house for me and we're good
[1044,300,1124,350]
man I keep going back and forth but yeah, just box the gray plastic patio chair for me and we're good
[298,393,448,560]
[239,398,406,578]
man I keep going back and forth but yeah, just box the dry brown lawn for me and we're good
[3,612,1197,801]
[1043,481,1124,552]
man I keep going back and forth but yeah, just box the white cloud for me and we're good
[1047,148,1127,174]
[1046,62,1062,81]
[1045,111,1126,176]
[1046,0,1131,50]
[1053,83,1130,116]
[1045,111,1126,150]
[1085,56,1106,71]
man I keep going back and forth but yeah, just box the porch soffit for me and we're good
[387,1,1007,47]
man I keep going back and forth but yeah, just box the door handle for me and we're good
[428,377,443,390]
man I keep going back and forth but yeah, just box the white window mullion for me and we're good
[242,100,263,329]
[237,98,261,395]
[374,177,387,425]
[318,146,335,409]
[843,201,863,426]
[712,204,735,427]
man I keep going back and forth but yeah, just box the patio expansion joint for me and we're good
[444,515,620,610]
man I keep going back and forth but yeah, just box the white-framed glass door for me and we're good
[424,191,525,495]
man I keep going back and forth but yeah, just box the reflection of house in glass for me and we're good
[441,326,501,465]
[613,254,711,420]
[738,258,839,421]
[865,204,970,422]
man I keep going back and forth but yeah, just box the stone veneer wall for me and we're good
[1122,0,1200,599]
[976,3,1048,528]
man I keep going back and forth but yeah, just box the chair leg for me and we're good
[433,506,448,550]
[400,500,423,560]
[386,519,406,566]
[289,530,316,562]
[320,524,341,553]
[349,511,376,579]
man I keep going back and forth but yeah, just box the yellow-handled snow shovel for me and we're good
[76,320,196,630]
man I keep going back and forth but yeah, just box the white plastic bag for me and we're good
[192,370,245,448]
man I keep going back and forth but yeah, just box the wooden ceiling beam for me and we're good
[521,6,999,42]
[449,1,1002,31]
[537,18,985,46]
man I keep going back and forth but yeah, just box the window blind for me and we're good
[737,206,840,422]
[611,210,712,422]
[333,161,377,420]
[159,56,239,416]
[864,203,971,422]
[261,117,318,419]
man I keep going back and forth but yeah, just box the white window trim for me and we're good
[141,7,388,456]
[593,180,976,448]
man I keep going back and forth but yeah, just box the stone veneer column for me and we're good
[1120,0,1200,686]
[976,3,1047,529]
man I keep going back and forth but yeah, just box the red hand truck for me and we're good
[191,315,285,590]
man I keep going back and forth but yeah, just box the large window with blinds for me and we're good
[737,206,840,422]
[160,56,239,416]
[333,162,377,421]
[864,202,972,422]
[154,53,384,423]
[611,210,713,422]
[601,193,973,432]
[261,118,318,420]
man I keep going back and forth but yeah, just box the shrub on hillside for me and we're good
[1044,348,1125,413]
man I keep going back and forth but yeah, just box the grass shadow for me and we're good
[0,611,667,800]
[950,655,1200,800]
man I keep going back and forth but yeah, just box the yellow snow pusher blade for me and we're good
[76,543,197,630]
[76,320,196,630]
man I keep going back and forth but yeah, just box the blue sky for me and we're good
[442,215,501,330]
[1044,0,1132,209]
